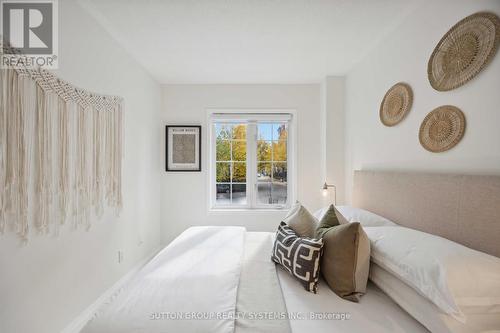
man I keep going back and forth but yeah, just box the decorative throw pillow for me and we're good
[283,200,301,219]
[283,202,318,238]
[316,205,370,302]
[314,205,349,225]
[271,222,323,293]
[316,204,341,237]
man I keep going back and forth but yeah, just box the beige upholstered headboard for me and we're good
[353,170,500,258]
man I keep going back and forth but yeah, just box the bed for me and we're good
[81,171,500,333]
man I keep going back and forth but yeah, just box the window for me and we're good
[210,112,294,209]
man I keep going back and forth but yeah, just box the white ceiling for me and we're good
[80,0,422,84]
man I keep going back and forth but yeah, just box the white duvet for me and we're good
[81,226,245,333]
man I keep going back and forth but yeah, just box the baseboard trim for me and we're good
[61,245,163,333]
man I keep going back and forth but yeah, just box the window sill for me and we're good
[208,207,289,215]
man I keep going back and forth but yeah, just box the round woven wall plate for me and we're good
[419,106,466,153]
[428,12,500,91]
[379,82,413,126]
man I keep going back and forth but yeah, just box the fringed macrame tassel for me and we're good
[56,98,70,232]
[75,104,84,228]
[17,74,34,241]
[34,87,54,235]
[70,103,79,228]
[84,107,93,229]
[105,108,114,205]
[0,69,33,241]
[4,69,18,220]
[0,68,7,234]
[93,108,105,218]
[34,86,44,233]
[0,64,123,242]
[104,105,123,214]
[114,105,123,214]
[75,105,92,230]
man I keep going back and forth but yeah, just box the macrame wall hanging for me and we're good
[0,44,123,243]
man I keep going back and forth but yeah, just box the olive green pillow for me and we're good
[316,204,341,238]
[315,205,370,302]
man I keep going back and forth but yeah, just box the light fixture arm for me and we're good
[322,182,337,205]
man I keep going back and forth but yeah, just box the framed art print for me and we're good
[166,125,201,171]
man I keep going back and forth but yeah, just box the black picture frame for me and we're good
[165,125,202,172]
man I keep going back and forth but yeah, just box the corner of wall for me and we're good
[321,76,346,205]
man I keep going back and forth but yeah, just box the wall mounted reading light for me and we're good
[322,182,337,205]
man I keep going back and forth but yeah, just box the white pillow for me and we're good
[370,263,452,333]
[364,226,500,323]
[312,205,329,221]
[336,206,397,226]
[313,206,348,223]
[370,263,500,333]
[314,205,397,227]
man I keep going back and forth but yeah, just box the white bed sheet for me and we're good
[81,226,245,333]
[81,229,437,333]
[270,232,430,333]
[235,232,291,333]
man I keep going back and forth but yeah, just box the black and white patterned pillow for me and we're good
[271,222,323,293]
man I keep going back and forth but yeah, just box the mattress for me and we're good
[263,231,430,333]
[81,229,432,333]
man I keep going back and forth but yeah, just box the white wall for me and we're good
[345,0,500,202]
[6,0,500,330]
[0,1,162,333]
[160,84,324,244]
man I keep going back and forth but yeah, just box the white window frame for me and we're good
[207,109,297,211]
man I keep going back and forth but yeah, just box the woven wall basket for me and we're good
[379,82,413,126]
[419,106,466,153]
[428,12,500,91]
